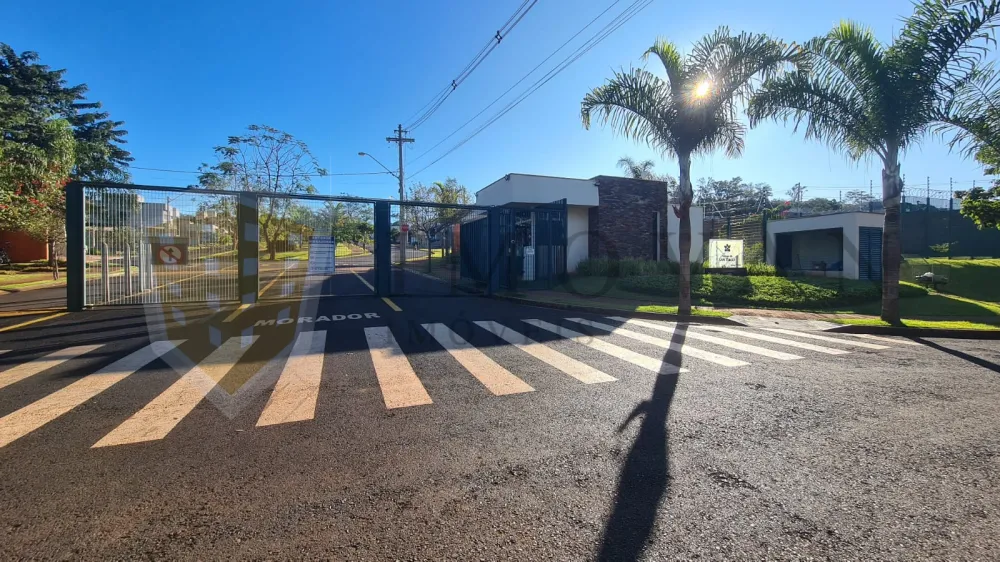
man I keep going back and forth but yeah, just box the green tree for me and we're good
[582,28,796,314]
[197,125,327,260]
[695,176,772,214]
[0,118,75,277]
[0,43,132,181]
[955,146,1000,229]
[747,0,1000,323]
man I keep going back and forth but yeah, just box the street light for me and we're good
[357,152,399,180]
[358,151,408,254]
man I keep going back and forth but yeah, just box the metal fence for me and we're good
[83,185,240,306]
[393,201,490,295]
[900,194,1000,258]
[702,212,766,264]
[68,182,527,309]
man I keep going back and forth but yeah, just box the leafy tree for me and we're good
[0,118,75,277]
[955,146,1000,229]
[197,125,327,260]
[843,189,877,211]
[0,43,132,181]
[695,176,772,215]
[582,28,797,314]
[799,197,841,214]
[747,0,1000,323]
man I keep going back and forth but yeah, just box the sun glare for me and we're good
[694,80,712,98]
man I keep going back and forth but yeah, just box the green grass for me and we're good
[829,317,1000,330]
[901,257,1000,302]
[838,292,1000,318]
[611,274,929,309]
[511,292,729,317]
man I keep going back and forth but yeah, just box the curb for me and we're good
[826,323,1000,340]
[492,295,745,326]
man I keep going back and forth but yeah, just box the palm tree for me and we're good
[582,27,797,315]
[617,156,658,179]
[747,0,1000,323]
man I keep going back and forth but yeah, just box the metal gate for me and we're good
[67,182,552,309]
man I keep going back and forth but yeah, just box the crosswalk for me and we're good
[0,318,919,450]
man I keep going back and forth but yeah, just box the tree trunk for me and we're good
[677,152,694,316]
[48,239,59,281]
[262,228,276,261]
[881,153,903,324]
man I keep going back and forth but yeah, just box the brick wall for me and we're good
[588,176,671,260]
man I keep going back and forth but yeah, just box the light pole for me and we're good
[358,151,408,259]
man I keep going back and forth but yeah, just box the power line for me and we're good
[410,0,624,165]
[131,166,393,178]
[409,0,653,179]
[404,0,539,131]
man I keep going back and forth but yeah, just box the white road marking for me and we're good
[569,318,748,367]
[692,325,851,355]
[762,328,889,350]
[0,345,104,391]
[608,318,803,361]
[422,323,534,395]
[844,333,923,346]
[475,321,617,384]
[93,336,257,447]
[524,319,687,375]
[365,326,433,408]
[257,331,327,426]
[0,341,182,449]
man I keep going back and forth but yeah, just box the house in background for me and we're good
[765,212,884,281]
[473,173,705,278]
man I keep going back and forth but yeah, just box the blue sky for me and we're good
[3,0,991,201]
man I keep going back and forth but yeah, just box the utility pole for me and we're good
[869,179,873,212]
[387,124,415,262]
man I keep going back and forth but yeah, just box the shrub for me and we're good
[619,274,905,308]
[744,242,765,264]
[576,258,701,277]
[745,262,778,276]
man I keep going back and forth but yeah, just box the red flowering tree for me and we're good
[0,118,75,279]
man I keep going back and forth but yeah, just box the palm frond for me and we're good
[581,68,677,154]
[698,118,746,158]
[643,39,685,95]
[891,0,1000,89]
[748,72,885,160]
[934,61,1000,155]
[689,26,803,106]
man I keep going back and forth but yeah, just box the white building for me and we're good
[765,212,884,280]
[475,173,704,274]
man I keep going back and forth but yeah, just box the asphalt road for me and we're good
[0,281,998,559]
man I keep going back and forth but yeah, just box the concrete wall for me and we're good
[666,206,705,263]
[767,212,884,280]
[566,205,589,273]
[475,174,598,206]
[0,231,49,262]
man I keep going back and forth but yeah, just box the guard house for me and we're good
[765,212,884,280]
[465,173,704,288]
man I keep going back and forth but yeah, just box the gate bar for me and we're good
[66,182,85,311]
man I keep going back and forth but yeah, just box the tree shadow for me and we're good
[913,337,1000,374]
[597,322,686,561]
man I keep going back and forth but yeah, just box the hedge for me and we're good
[618,274,928,308]
[576,258,704,277]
